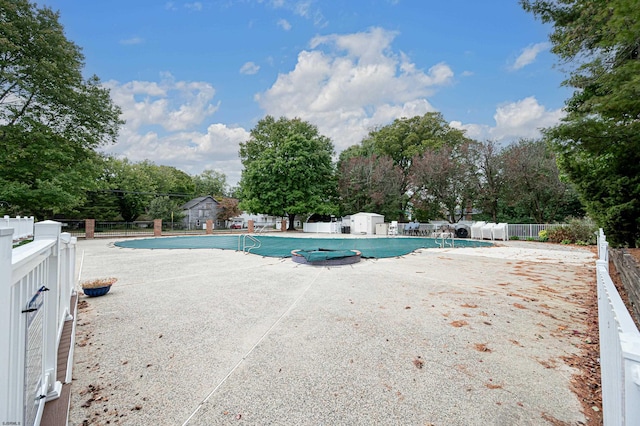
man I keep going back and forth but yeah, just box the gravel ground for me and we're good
[69,238,596,425]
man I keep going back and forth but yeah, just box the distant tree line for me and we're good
[239,114,583,230]
[75,158,239,223]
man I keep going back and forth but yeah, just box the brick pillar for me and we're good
[154,219,162,236]
[85,219,95,239]
[206,220,213,234]
[281,219,287,232]
[248,220,254,233]
[465,202,473,221]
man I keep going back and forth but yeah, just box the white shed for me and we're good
[350,212,385,235]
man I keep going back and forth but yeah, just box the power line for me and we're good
[89,189,195,198]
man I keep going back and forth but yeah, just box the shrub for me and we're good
[547,218,597,244]
[538,230,548,242]
[509,235,520,240]
[547,226,573,243]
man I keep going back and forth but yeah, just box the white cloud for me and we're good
[294,0,312,18]
[510,42,551,71]
[105,75,219,132]
[255,27,452,151]
[450,96,564,142]
[101,76,249,184]
[184,2,203,11]
[240,61,260,75]
[267,0,326,27]
[120,37,144,45]
[107,125,248,185]
[277,18,292,31]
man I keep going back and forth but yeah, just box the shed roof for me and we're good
[181,195,219,210]
[352,212,384,217]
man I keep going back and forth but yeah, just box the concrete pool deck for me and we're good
[69,236,597,425]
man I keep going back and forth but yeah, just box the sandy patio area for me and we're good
[69,237,597,425]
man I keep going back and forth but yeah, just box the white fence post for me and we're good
[34,221,64,402]
[0,228,15,423]
[58,233,76,322]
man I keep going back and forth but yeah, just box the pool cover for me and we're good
[296,249,358,262]
[114,235,492,259]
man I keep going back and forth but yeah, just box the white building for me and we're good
[350,212,385,235]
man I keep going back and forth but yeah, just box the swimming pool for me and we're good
[114,235,492,259]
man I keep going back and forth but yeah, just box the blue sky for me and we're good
[40,0,568,186]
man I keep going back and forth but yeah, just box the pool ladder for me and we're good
[436,232,455,248]
[238,234,262,254]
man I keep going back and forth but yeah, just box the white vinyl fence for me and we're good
[0,221,77,426]
[597,229,640,425]
[507,223,565,240]
[2,215,35,242]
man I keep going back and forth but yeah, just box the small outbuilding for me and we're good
[349,212,385,235]
[181,195,220,229]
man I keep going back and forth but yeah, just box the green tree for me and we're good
[522,0,640,246]
[472,140,504,223]
[148,196,185,224]
[239,116,337,230]
[105,158,156,222]
[141,162,195,197]
[341,112,470,219]
[192,169,228,197]
[500,139,582,223]
[337,154,404,219]
[409,142,479,223]
[0,0,123,218]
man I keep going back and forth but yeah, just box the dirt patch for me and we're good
[485,382,502,389]
[461,303,478,308]
[473,343,491,353]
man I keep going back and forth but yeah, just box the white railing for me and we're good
[507,223,565,240]
[302,222,340,234]
[0,221,77,426]
[597,229,640,425]
[2,216,35,242]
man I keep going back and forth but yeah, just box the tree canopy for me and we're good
[192,169,229,197]
[338,112,470,220]
[337,154,404,219]
[0,0,123,218]
[499,139,582,223]
[522,0,640,246]
[410,142,478,223]
[239,116,337,230]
